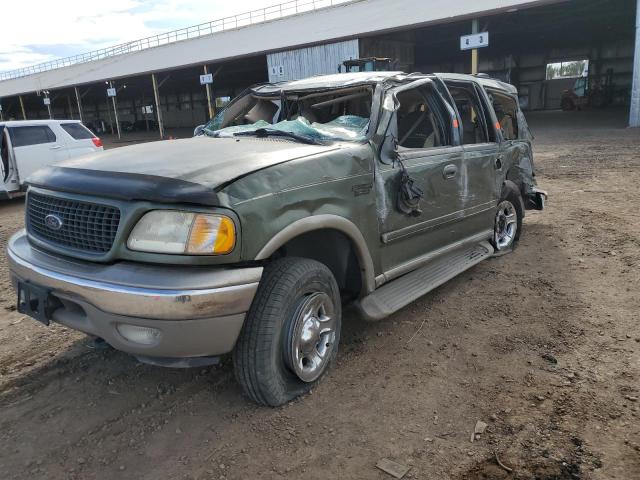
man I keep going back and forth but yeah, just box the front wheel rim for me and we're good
[286,292,337,383]
[494,200,518,250]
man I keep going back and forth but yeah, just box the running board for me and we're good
[357,241,494,321]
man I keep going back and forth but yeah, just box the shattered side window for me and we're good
[490,91,519,141]
[395,86,451,149]
[516,109,533,141]
[446,83,490,145]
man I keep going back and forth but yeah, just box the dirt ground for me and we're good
[0,109,638,480]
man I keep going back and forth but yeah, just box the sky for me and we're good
[0,0,281,72]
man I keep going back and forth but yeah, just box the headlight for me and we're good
[127,211,236,255]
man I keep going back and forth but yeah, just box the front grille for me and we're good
[27,192,121,254]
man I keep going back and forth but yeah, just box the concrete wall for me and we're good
[0,0,558,97]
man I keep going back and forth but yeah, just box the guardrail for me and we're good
[0,0,354,82]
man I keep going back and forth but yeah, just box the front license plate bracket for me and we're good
[17,282,59,326]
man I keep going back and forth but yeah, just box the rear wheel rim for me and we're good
[494,200,518,250]
[286,292,336,383]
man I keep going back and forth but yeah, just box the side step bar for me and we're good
[357,241,494,321]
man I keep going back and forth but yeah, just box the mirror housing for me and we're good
[193,124,205,137]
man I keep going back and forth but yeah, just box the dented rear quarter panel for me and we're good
[502,139,537,198]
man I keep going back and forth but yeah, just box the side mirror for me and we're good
[193,125,205,137]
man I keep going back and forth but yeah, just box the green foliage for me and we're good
[546,60,589,80]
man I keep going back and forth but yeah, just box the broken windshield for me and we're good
[203,86,373,143]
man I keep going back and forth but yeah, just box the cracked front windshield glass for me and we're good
[204,87,373,142]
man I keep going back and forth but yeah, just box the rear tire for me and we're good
[233,257,341,406]
[492,185,523,255]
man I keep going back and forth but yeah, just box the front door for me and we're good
[376,80,465,277]
[9,124,69,185]
[1,126,19,194]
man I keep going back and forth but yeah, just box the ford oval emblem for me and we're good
[44,214,63,231]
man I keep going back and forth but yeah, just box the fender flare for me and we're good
[255,214,376,294]
[502,179,526,218]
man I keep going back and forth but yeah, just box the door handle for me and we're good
[49,145,62,150]
[443,164,458,179]
[494,156,503,170]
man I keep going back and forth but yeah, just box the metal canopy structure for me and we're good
[0,0,637,128]
[0,0,560,98]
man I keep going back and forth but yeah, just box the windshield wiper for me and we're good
[233,128,325,145]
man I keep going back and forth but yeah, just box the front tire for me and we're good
[233,257,341,406]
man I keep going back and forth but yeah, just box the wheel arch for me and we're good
[501,179,526,218]
[255,215,376,297]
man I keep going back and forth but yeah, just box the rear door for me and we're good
[443,80,501,237]
[376,79,465,276]
[8,124,69,185]
[58,122,102,158]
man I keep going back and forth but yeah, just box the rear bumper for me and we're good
[7,230,262,358]
[525,188,547,211]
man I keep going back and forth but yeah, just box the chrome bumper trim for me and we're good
[8,231,261,320]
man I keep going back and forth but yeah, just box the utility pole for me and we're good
[151,73,165,139]
[109,81,122,139]
[18,96,26,120]
[75,87,84,123]
[471,19,479,75]
[630,0,640,127]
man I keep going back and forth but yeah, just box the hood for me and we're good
[27,136,342,206]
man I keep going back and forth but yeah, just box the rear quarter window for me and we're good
[487,91,519,141]
[60,123,95,140]
[9,125,56,147]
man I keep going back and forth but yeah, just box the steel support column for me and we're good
[67,95,74,119]
[630,0,640,127]
[19,96,26,119]
[75,87,84,123]
[471,19,479,75]
[109,82,122,139]
[152,73,165,139]
[204,65,215,121]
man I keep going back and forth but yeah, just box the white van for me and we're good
[1,120,103,199]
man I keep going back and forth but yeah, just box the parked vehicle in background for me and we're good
[7,72,545,406]
[132,119,159,131]
[119,120,135,132]
[560,70,619,111]
[340,57,398,73]
[1,120,103,199]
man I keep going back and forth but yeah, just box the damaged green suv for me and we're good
[7,72,546,406]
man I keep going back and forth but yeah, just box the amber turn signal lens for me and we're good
[213,216,236,254]
[186,214,236,255]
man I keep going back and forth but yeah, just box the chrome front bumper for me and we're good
[7,230,262,358]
